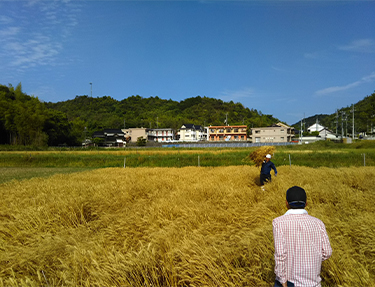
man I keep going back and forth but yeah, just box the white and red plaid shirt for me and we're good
[273,209,332,287]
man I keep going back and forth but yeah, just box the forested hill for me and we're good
[292,91,375,135]
[45,94,280,132]
[0,82,280,146]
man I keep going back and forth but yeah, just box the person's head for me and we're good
[286,186,307,209]
[265,154,271,162]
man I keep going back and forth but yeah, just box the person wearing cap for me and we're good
[260,154,277,187]
[272,186,332,287]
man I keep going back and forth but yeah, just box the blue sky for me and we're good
[1,0,374,125]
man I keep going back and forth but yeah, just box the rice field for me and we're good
[1,165,374,286]
[0,146,374,169]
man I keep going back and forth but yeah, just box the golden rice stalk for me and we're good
[1,166,375,286]
[246,146,276,167]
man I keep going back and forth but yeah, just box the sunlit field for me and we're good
[1,165,374,286]
[0,144,374,170]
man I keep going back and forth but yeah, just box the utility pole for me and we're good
[341,111,345,138]
[351,104,355,139]
[335,110,339,136]
[303,113,306,133]
[83,127,87,147]
[89,83,92,97]
[345,114,348,137]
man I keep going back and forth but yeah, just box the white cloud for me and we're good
[0,0,81,71]
[315,72,375,96]
[10,35,61,68]
[0,26,20,37]
[218,87,255,103]
[338,39,375,53]
[0,15,14,25]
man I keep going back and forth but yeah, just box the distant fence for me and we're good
[162,142,297,148]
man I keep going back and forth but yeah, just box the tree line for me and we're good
[291,91,375,137]
[0,84,76,146]
[1,83,279,146]
[1,83,374,147]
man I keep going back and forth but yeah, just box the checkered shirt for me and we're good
[272,210,332,287]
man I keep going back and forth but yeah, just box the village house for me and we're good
[177,124,206,141]
[207,125,247,141]
[122,128,148,143]
[305,123,337,141]
[92,129,126,147]
[147,128,175,142]
[250,122,294,143]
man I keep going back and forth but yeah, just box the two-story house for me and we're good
[177,124,206,141]
[147,128,175,142]
[122,128,148,143]
[250,123,294,143]
[92,129,126,147]
[207,125,247,141]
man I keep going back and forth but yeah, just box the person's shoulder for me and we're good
[273,212,308,224]
[272,214,288,225]
[306,214,327,226]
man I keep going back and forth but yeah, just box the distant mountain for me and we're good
[45,95,281,137]
[292,91,375,135]
[2,81,373,147]
[1,82,283,146]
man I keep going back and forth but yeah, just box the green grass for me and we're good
[0,141,374,184]
[1,148,373,168]
[275,150,373,168]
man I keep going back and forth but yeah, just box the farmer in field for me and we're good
[260,154,277,188]
[272,186,332,287]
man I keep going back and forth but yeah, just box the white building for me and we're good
[307,123,337,140]
[147,128,175,142]
[307,123,325,132]
[177,124,206,142]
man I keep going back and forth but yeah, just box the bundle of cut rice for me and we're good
[247,146,276,167]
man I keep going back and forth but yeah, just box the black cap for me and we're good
[286,186,306,209]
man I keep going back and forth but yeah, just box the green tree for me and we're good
[136,136,146,146]
[44,109,75,146]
